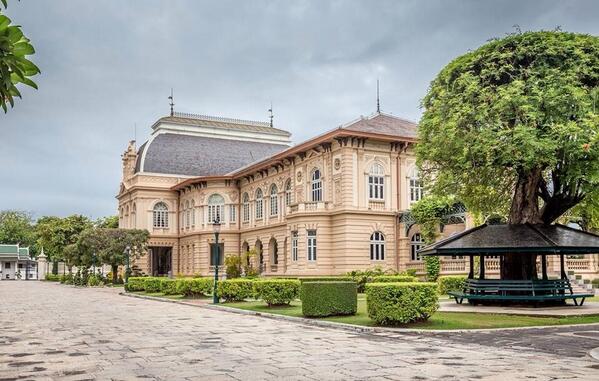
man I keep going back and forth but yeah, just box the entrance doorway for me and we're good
[149,247,172,276]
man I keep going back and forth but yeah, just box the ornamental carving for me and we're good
[228,191,238,202]
[296,170,302,183]
[334,158,341,170]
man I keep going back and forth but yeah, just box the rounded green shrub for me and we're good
[300,281,357,317]
[217,279,254,302]
[438,275,467,295]
[254,279,300,306]
[370,275,417,283]
[144,277,162,293]
[176,277,213,297]
[366,282,438,325]
[160,278,178,295]
[125,277,146,292]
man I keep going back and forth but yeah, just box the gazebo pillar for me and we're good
[559,254,566,279]
[479,255,485,279]
[541,255,548,280]
[468,256,474,279]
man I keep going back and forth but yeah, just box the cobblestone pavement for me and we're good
[1,282,598,381]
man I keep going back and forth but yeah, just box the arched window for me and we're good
[153,202,169,228]
[311,169,322,202]
[370,231,385,261]
[285,179,293,206]
[208,194,225,223]
[270,184,278,216]
[242,193,250,222]
[255,188,264,219]
[411,233,423,261]
[409,167,423,203]
[369,163,385,200]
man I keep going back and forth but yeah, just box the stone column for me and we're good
[37,252,48,280]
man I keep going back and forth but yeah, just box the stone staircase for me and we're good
[567,272,597,295]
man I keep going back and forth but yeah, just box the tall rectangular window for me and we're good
[210,243,225,266]
[230,205,236,222]
[307,230,317,261]
[291,231,298,261]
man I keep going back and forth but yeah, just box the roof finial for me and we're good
[376,79,381,113]
[168,88,175,116]
[268,102,274,128]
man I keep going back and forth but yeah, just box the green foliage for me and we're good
[365,282,439,325]
[438,275,467,294]
[241,248,259,277]
[95,215,119,229]
[370,275,418,283]
[35,215,93,265]
[346,266,393,292]
[160,278,178,295]
[0,2,40,113]
[217,279,255,302]
[0,210,36,253]
[403,268,418,277]
[224,254,242,279]
[44,273,60,282]
[424,256,440,282]
[300,281,358,317]
[144,277,162,293]
[87,272,106,287]
[125,277,146,292]
[417,31,599,223]
[298,276,352,283]
[175,277,213,297]
[253,279,300,306]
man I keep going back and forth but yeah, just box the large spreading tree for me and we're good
[417,31,599,279]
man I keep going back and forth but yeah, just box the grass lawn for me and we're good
[224,295,599,330]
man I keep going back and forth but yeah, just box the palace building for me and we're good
[117,110,598,280]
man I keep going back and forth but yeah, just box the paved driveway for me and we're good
[0,282,598,380]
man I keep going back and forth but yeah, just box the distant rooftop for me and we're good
[340,112,418,139]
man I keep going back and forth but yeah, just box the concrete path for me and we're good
[1,281,598,380]
[439,300,599,316]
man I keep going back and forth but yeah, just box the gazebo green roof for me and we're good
[419,223,599,256]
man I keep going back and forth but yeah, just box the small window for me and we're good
[255,188,264,220]
[285,179,293,206]
[291,231,298,261]
[5,262,10,269]
[368,163,384,200]
[411,233,423,261]
[370,231,385,261]
[270,184,278,216]
[311,169,322,202]
[307,230,317,261]
[153,202,169,228]
[242,193,250,222]
[409,167,423,203]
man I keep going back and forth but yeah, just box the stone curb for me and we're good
[119,291,599,335]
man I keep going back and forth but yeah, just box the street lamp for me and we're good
[124,245,131,285]
[212,217,221,304]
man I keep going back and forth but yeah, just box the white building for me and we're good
[0,244,37,280]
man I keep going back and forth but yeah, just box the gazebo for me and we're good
[418,223,597,306]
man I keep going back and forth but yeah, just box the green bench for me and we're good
[449,278,593,306]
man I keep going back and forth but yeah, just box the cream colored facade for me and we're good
[117,111,598,280]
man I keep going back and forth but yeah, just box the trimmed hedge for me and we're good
[370,275,417,283]
[301,281,357,317]
[217,279,255,302]
[298,277,352,283]
[160,278,178,295]
[125,277,145,292]
[365,282,438,325]
[45,273,61,282]
[176,277,213,297]
[144,277,163,293]
[438,275,467,295]
[254,279,300,306]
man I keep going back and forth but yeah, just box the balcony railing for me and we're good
[368,200,386,211]
[567,258,592,271]
[441,259,467,273]
[287,201,330,214]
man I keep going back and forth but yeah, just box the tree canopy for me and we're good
[417,31,599,226]
[0,210,35,251]
[0,1,40,113]
[35,214,93,264]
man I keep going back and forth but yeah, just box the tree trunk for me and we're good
[502,169,542,280]
[112,264,118,283]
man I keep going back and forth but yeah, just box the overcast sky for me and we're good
[1,0,598,220]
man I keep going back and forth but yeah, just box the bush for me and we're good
[592,278,599,288]
[175,277,213,297]
[424,256,440,281]
[301,281,357,317]
[144,277,163,293]
[160,278,179,295]
[60,272,74,285]
[346,267,391,292]
[45,273,61,282]
[365,282,438,325]
[254,279,300,306]
[217,279,255,302]
[224,254,242,279]
[126,277,146,292]
[371,275,417,283]
[403,268,418,277]
[87,273,105,287]
[298,277,352,283]
[438,275,467,294]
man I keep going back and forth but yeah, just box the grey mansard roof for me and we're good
[135,133,289,177]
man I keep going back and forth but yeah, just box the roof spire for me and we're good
[376,79,381,113]
[168,88,175,116]
[268,102,274,128]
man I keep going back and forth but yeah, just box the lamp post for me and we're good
[212,217,221,304]
[124,245,131,285]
